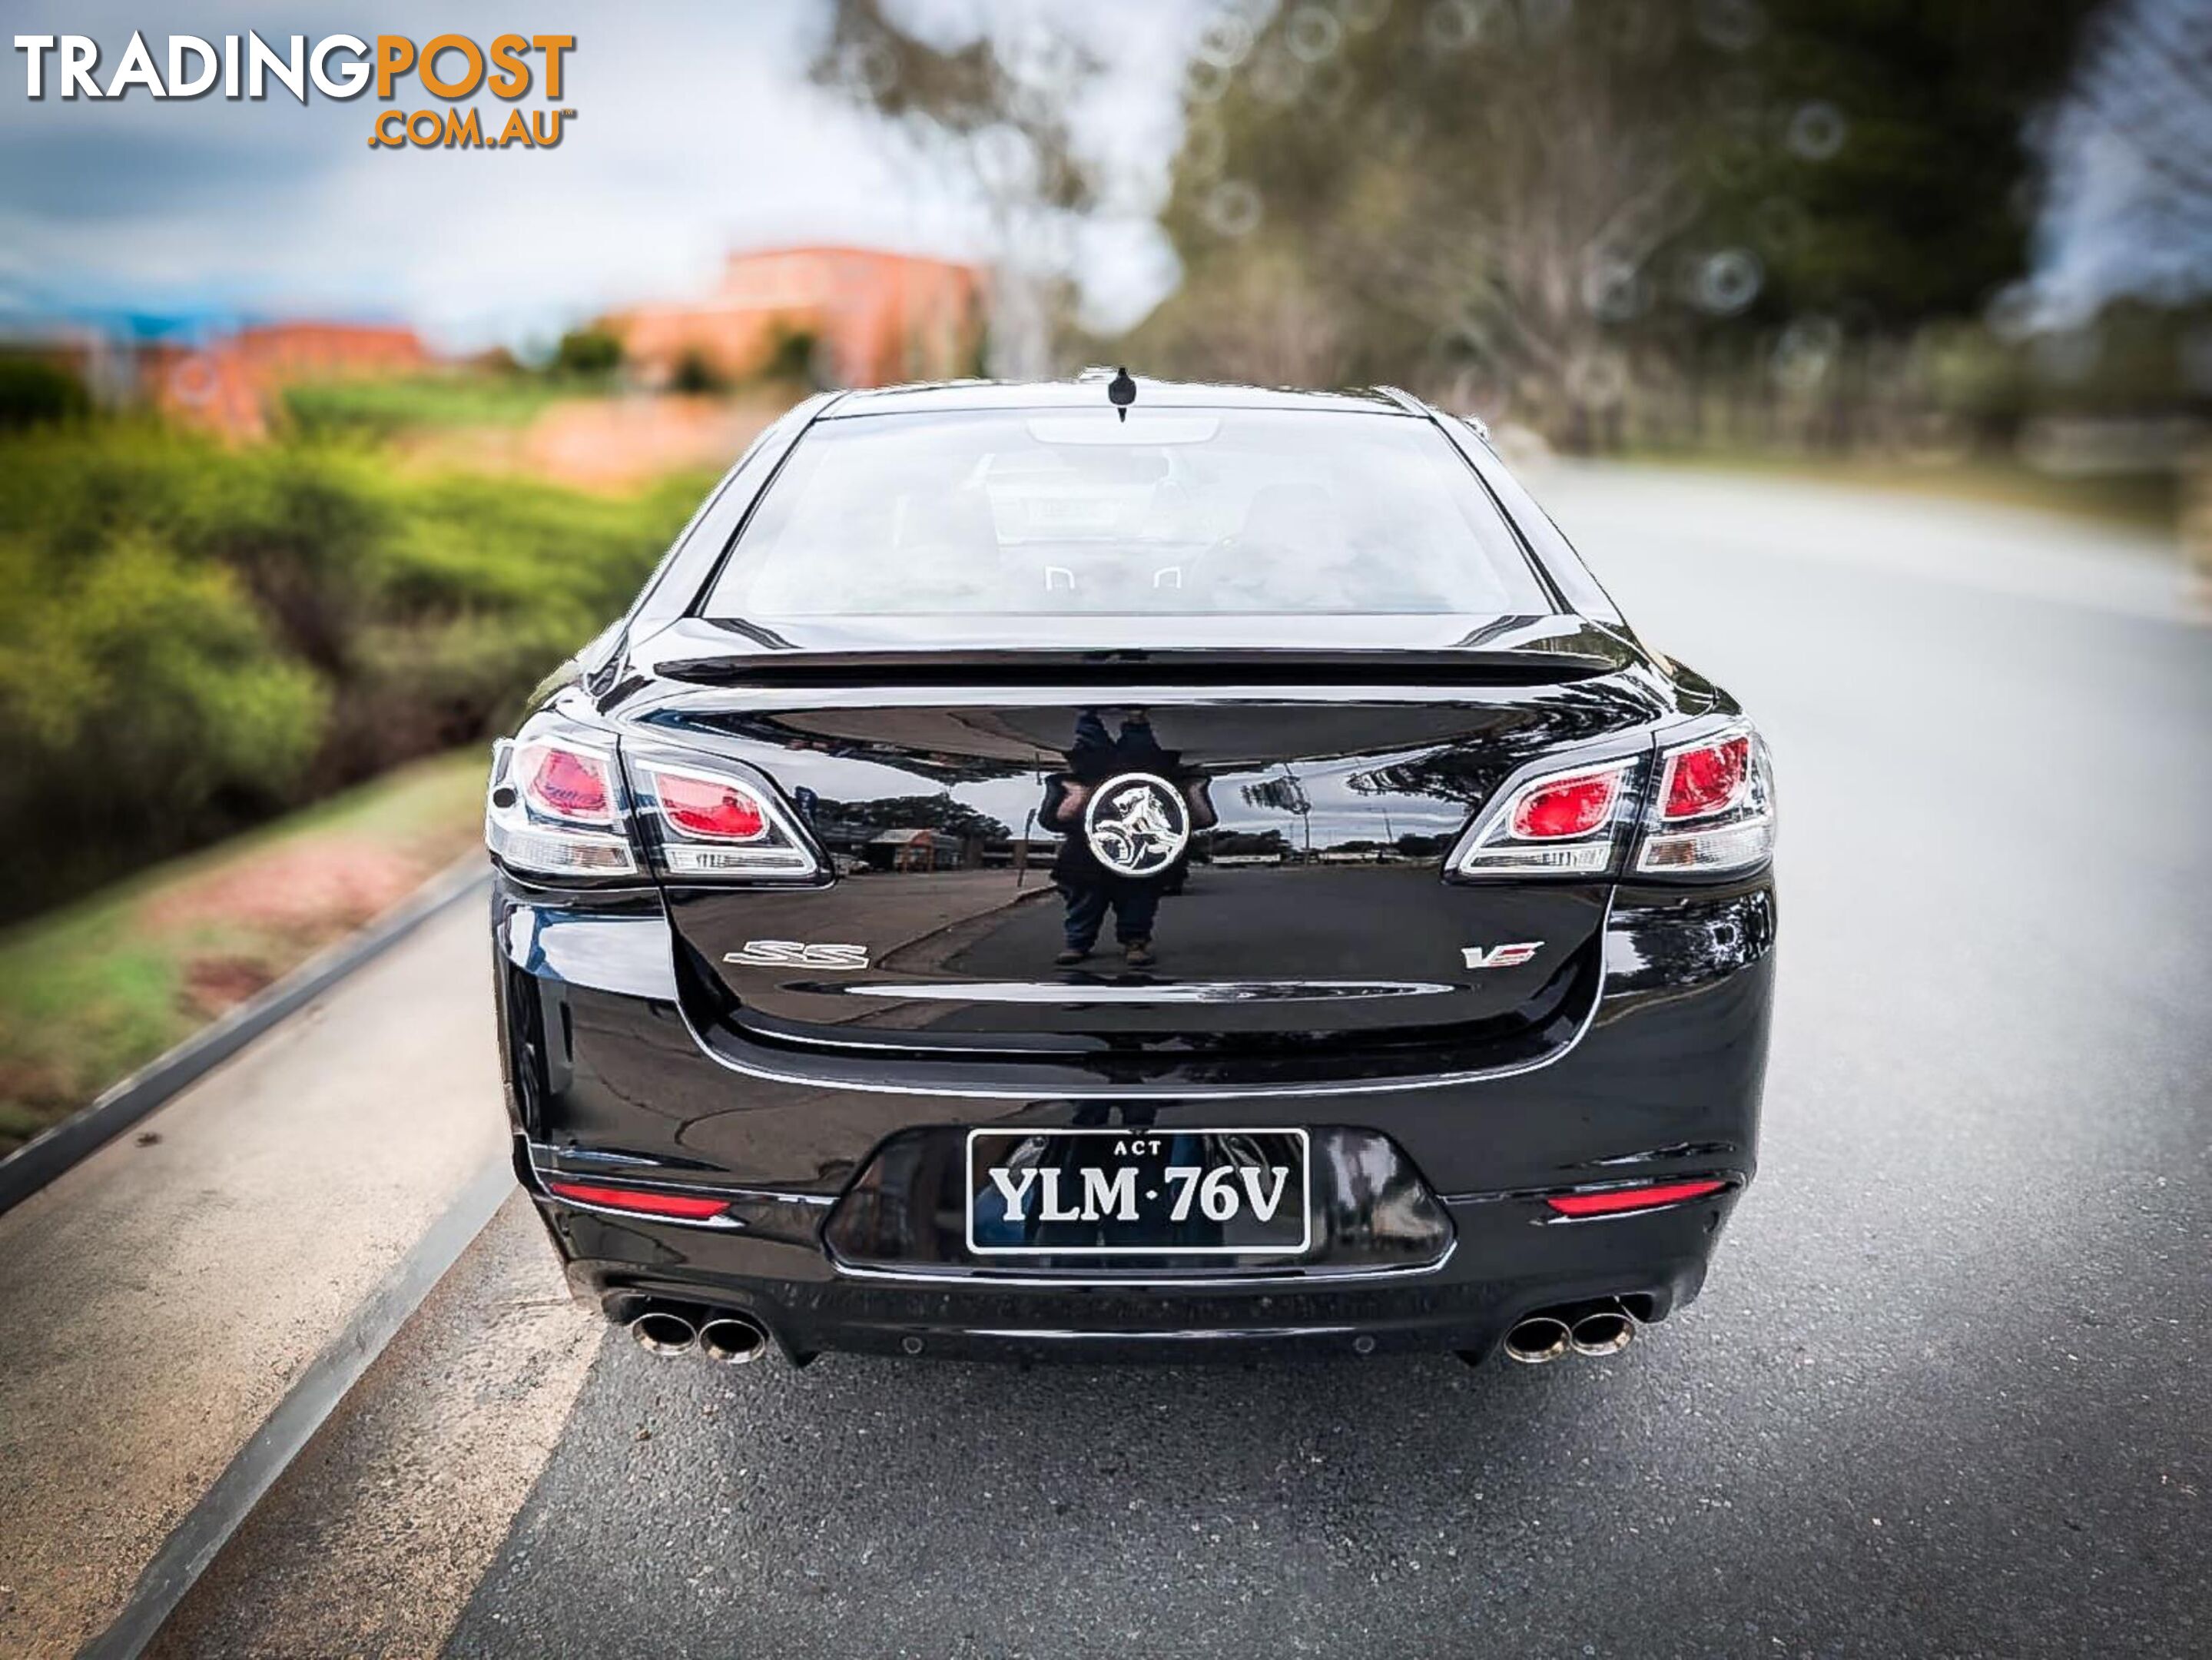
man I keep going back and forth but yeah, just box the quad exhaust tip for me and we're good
[1497,1300,1640,1366]
[1501,1314,1573,1364]
[699,1314,771,1365]
[1570,1306,1636,1356]
[629,1309,698,1356]
[627,1304,774,1363]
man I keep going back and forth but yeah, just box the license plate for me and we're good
[965,1127,1312,1257]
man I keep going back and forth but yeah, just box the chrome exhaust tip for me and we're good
[1502,1315,1573,1365]
[1569,1306,1637,1357]
[628,1309,698,1356]
[698,1315,770,1366]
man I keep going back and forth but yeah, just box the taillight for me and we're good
[1637,725,1774,874]
[486,731,638,877]
[485,716,824,884]
[629,747,821,879]
[1452,719,1775,881]
[1456,756,1637,876]
[1545,1177,1728,1217]
[544,1178,731,1223]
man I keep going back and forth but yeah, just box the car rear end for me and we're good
[486,384,1776,1366]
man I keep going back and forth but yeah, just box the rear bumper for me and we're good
[492,871,1773,1360]
[547,1187,1731,1363]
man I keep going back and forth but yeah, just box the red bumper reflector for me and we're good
[544,1179,729,1221]
[1546,1178,1728,1217]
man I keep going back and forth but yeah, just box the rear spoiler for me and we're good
[646,648,1624,689]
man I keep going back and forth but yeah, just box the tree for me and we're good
[809,0,1101,376]
[1131,0,2098,441]
[553,326,622,379]
[1136,2,1739,423]
[1721,0,2099,328]
[671,349,729,396]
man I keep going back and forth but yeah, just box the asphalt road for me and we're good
[155,466,2210,1659]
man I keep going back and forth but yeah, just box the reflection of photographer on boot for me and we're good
[1041,710,1215,969]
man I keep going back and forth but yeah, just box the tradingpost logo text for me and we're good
[11,32,578,150]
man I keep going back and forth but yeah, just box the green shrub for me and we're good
[0,528,328,902]
[554,326,623,378]
[0,358,91,430]
[0,420,713,919]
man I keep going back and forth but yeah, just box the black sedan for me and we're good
[486,375,1776,1370]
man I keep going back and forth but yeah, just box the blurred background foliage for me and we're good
[0,419,709,920]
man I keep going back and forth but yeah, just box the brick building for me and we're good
[612,246,985,390]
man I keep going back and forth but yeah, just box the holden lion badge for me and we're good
[1082,772,1191,878]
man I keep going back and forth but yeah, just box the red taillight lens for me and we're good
[654,771,769,842]
[1545,1178,1728,1217]
[1661,736,1749,821]
[522,744,615,825]
[544,1179,730,1221]
[1511,769,1623,839]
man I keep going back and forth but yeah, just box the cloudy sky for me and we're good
[0,1,1199,351]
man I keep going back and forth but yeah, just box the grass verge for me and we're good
[282,374,579,438]
[0,749,488,1156]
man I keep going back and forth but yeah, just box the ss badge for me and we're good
[726,941,871,970]
[1462,942,1542,971]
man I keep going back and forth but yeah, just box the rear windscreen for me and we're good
[701,408,1552,619]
